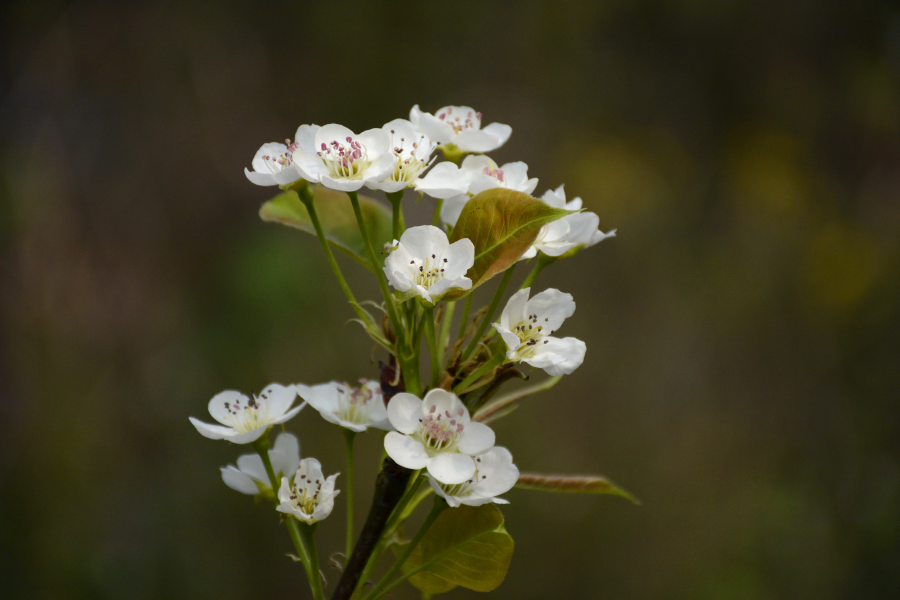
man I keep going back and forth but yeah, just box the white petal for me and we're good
[384,268,414,293]
[414,111,455,143]
[361,152,397,186]
[427,453,476,485]
[295,124,320,153]
[458,422,495,455]
[384,432,429,469]
[387,393,423,433]
[466,173,503,197]
[587,228,617,248]
[422,389,469,423]
[454,129,504,152]
[208,391,248,425]
[320,175,365,192]
[272,164,303,185]
[498,162,530,188]
[499,288,530,330]
[530,336,586,376]
[473,447,518,497]
[189,417,234,440]
[271,433,301,476]
[428,475,461,507]
[415,163,471,199]
[563,212,601,246]
[292,151,326,183]
[481,122,512,147]
[258,383,297,419]
[315,124,356,149]
[225,426,268,444]
[270,402,306,426]
[398,225,450,261]
[443,238,475,279]
[518,246,537,261]
[236,453,270,484]
[244,168,277,187]
[356,128,389,157]
[221,466,259,495]
[526,288,576,332]
[439,193,469,226]
[367,178,408,193]
[541,185,567,209]
[522,177,539,195]
[493,325,522,354]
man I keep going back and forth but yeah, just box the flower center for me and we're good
[482,166,505,183]
[261,138,299,174]
[317,136,371,179]
[334,380,378,425]
[409,253,449,290]
[510,313,552,359]
[288,473,323,516]
[437,108,482,135]
[222,396,266,433]
[415,404,466,455]
[388,130,434,183]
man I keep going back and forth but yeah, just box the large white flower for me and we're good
[541,185,616,249]
[440,155,539,226]
[189,383,304,444]
[410,105,511,153]
[221,433,301,495]
[244,125,318,187]
[298,379,391,433]
[291,124,395,192]
[427,446,519,508]
[493,288,586,376]
[383,225,474,305]
[384,389,496,485]
[276,458,340,524]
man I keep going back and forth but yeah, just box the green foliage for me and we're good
[397,504,514,594]
[259,186,393,273]
[446,189,570,299]
[515,474,641,505]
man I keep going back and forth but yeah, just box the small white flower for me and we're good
[493,288,586,376]
[189,383,305,444]
[410,105,511,153]
[291,124,396,192]
[428,446,519,508]
[276,458,340,524]
[298,379,391,433]
[383,225,474,305]
[440,155,539,226]
[220,433,301,495]
[367,119,436,193]
[384,389,496,485]
[541,185,616,249]
[244,125,318,187]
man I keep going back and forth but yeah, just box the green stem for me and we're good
[424,306,440,388]
[452,352,506,395]
[457,294,472,342]
[431,198,444,227]
[461,263,517,362]
[347,191,402,339]
[520,253,556,289]
[437,301,455,368]
[385,191,405,240]
[297,188,373,327]
[252,436,318,596]
[299,522,326,600]
[361,499,447,600]
[342,429,357,560]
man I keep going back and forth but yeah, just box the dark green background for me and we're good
[1,2,898,598]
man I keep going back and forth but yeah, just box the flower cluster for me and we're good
[193,101,626,600]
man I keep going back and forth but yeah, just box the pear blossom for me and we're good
[440,155,539,226]
[493,288,586,376]
[384,389,496,485]
[298,379,391,433]
[383,225,474,305]
[291,124,395,192]
[427,447,519,508]
[244,125,318,187]
[220,433,301,495]
[541,185,617,249]
[276,458,340,524]
[189,383,304,444]
[410,105,511,153]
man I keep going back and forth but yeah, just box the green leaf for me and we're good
[258,186,393,273]
[397,504,514,594]
[515,473,641,505]
[447,189,570,298]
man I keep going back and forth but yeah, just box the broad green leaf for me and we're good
[398,503,514,594]
[515,473,641,505]
[447,189,570,298]
[259,186,393,273]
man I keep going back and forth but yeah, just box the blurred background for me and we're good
[1,1,899,598]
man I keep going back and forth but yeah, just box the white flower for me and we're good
[220,433,301,495]
[383,225,474,305]
[518,219,575,261]
[414,162,472,200]
[541,185,616,249]
[410,105,511,153]
[440,155,539,226]
[291,124,395,192]
[428,447,519,508]
[189,383,305,444]
[384,389,496,485]
[276,458,340,524]
[493,288,586,376]
[298,379,391,433]
[244,125,318,187]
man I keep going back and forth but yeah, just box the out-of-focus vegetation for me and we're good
[1,2,898,598]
